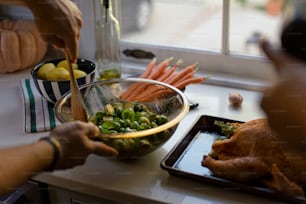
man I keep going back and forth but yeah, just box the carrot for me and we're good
[130,84,167,100]
[164,63,197,85]
[140,58,156,78]
[121,58,156,99]
[157,59,183,82]
[120,82,144,100]
[174,76,206,90]
[148,57,173,80]
[173,71,194,85]
[121,58,207,101]
[143,71,191,100]
[123,58,173,100]
[132,88,174,102]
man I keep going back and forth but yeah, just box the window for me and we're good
[76,0,287,89]
[118,0,288,89]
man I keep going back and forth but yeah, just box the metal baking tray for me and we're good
[160,115,306,203]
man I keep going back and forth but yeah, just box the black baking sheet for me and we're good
[160,115,306,203]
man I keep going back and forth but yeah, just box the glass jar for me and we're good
[95,0,121,80]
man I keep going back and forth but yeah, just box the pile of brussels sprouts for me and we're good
[90,101,168,134]
[89,101,172,158]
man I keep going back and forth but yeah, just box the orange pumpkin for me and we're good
[0,19,48,73]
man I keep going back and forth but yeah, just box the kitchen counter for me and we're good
[0,69,284,204]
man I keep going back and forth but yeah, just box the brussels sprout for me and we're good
[95,111,105,122]
[139,123,151,130]
[103,116,113,121]
[153,115,168,125]
[121,108,135,121]
[130,121,139,129]
[123,102,134,109]
[113,102,123,116]
[136,111,150,119]
[138,116,150,125]
[105,104,115,116]
[114,117,125,127]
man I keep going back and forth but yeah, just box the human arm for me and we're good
[23,0,82,62]
[0,121,118,195]
[260,39,306,153]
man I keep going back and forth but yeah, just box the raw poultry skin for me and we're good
[201,118,306,197]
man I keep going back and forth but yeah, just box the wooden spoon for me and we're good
[65,51,88,122]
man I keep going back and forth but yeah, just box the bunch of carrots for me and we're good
[120,57,207,101]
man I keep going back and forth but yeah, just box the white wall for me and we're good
[73,0,97,60]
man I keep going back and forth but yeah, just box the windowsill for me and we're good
[200,73,271,92]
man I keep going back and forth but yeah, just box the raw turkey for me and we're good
[202,118,306,197]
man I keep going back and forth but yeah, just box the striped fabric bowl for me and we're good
[31,58,96,104]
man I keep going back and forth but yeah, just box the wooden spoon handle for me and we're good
[65,52,88,122]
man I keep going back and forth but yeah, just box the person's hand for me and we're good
[24,0,83,62]
[260,39,306,152]
[259,39,306,74]
[49,121,118,169]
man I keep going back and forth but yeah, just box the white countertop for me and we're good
[0,69,284,203]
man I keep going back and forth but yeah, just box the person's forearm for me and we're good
[0,141,53,195]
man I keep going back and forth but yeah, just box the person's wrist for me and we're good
[39,137,63,171]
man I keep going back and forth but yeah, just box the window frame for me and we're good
[119,0,278,90]
[74,0,278,90]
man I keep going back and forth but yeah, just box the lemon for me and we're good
[73,69,87,79]
[46,67,70,81]
[37,63,56,80]
[56,60,78,71]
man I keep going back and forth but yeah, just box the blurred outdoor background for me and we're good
[120,0,287,56]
